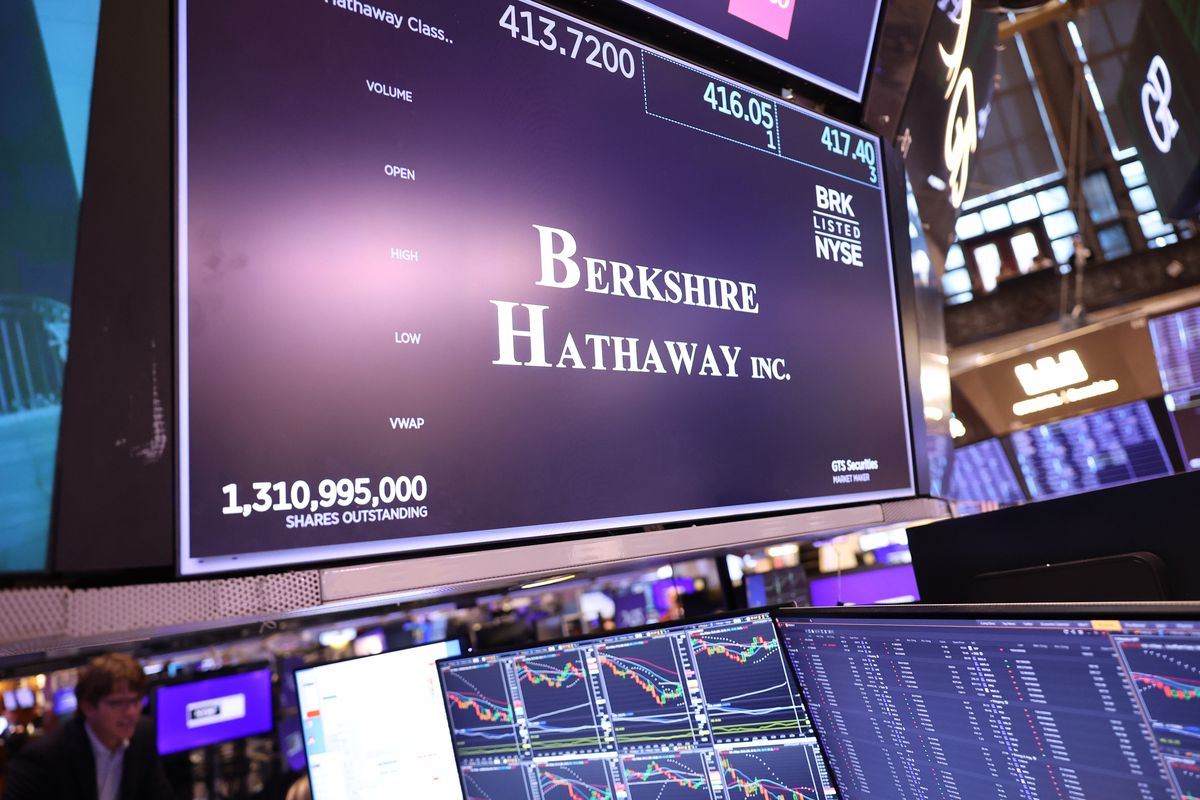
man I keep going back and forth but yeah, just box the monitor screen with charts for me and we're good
[295,639,463,800]
[777,605,1200,800]
[438,610,838,799]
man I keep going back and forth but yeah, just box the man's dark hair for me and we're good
[75,653,148,706]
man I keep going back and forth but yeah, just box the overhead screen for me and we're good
[778,609,1200,800]
[0,0,101,573]
[1150,306,1200,469]
[295,639,462,800]
[946,438,1025,505]
[178,0,914,574]
[613,0,883,101]
[1009,400,1172,500]
[437,610,838,799]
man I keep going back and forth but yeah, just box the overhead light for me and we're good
[520,574,576,590]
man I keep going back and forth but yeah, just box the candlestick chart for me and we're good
[442,662,520,758]
[515,652,604,754]
[598,638,696,747]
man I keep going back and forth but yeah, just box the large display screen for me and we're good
[946,438,1025,505]
[438,611,837,799]
[295,639,463,800]
[614,0,882,101]
[778,609,1200,800]
[178,0,914,574]
[1010,401,1172,500]
[1150,306,1200,469]
[0,0,101,572]
[154,668,274,755]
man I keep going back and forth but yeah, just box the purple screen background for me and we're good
[155,669,274,755]
[620,0,881,98]
[183,0,913,565]
[808,564,919,606]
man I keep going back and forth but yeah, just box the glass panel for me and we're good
[1036,186,1070,214]
[1120,160,1147,188]
[973,243,1002,293]
[1008,194,1041,223]
[1097,225,1132,259]
[1043,209,1079,239]
[1148,233,1179,249]
[947,292,974,306]
[945,244,965,271]
[1052,236,1075,264]
[1082,171,1119,223]
[981,204,1012,232]
[942,268,972,296]
[1139,211,1173,239]
[1129,185,1157,213]
[956,213,985,240]
[1011,231,1041,273]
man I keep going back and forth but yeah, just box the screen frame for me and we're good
[293,637,465,800]
[774,602,1200,799]
[174,0,922,577]
[151,661,275,756]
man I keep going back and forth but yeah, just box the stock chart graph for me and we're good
[442,662,519,758]
[1121,638,1200,750]
[623,753,717,800]
[515,652,605,754]
[439,613,840,800]
[460,763,534,800]
[690,618,807,743]
[719,745,825,800]
[536,759,617,800]
[597,637,695,747]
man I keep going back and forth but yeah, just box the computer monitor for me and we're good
[945,438,1025,506]
[154,666,274,755]
[776,604,1200,800]
[437,610,836,799]
[294,639,463,800]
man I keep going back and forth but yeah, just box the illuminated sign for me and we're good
[1013,350,1089,396]
[940,0,978,208]
[1142,55,1181,154]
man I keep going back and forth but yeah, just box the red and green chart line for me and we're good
[600,654,685,706]
[626,760,707,790]
[692,634,779,664]
[1132,673,1200,701]
[720,757,818,800]
[447,691,513,722]
[541,771,613,800]
[519,658,586,688]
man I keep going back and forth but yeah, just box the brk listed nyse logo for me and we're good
[813,185,864,267]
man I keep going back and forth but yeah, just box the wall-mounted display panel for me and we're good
[178,0,915,574]
[1010,400,1172,501]
[613,0,883,101]
[1150,305,1200,470]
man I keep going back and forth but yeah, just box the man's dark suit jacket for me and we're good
[3,716,173,800]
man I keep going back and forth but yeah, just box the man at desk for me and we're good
[4,653,172,800]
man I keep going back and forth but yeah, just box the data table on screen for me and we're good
[1150,307,1200,395]
[947,438,1025,505]
[439,612,838,799]
[1011,401,1172,500]
[777,613,1200,800]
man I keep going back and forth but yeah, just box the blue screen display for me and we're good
[947,438,1025,505]
[1010,401,1172,500]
